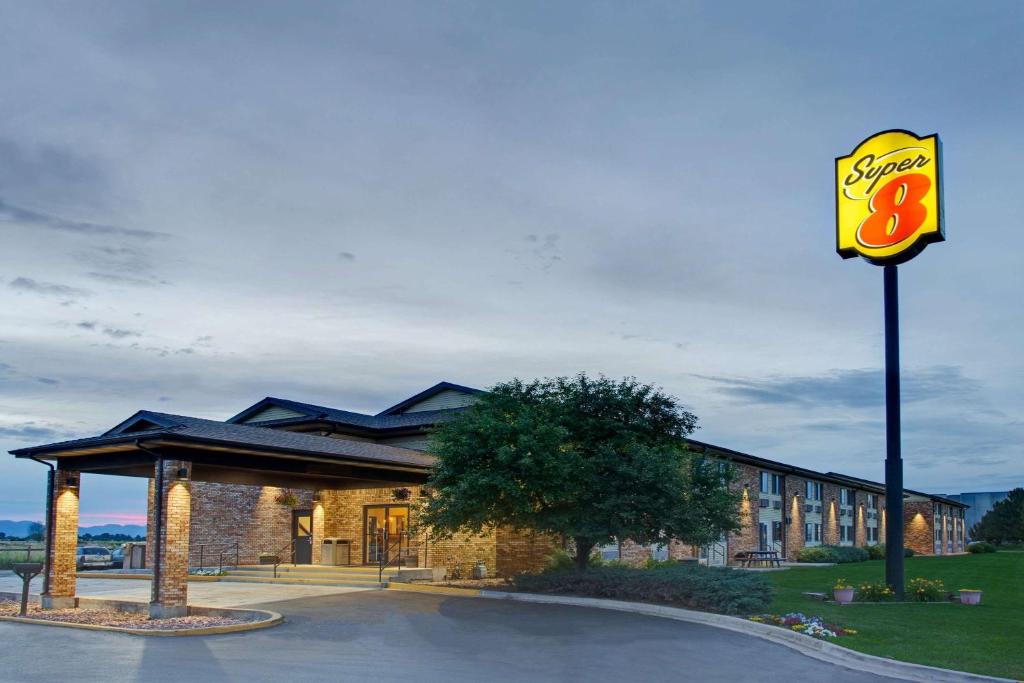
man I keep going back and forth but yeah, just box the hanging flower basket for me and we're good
[392,487,412,501]
[275,491,300,507]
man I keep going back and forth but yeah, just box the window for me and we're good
[772,521,783,548]
[867,494,877,509]
[815,524,821,542]
[840,526,846,542]
[804,523,814,542]
[804,481,822,501]
[771,474,782,495]
[760,472,770,494]
[761,472,781,495]
[840,488,854,506]
[759,523,769,551]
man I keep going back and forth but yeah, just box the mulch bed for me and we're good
[0,599,252,630]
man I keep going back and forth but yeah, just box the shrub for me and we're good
[856,581,895,601]
[513,564,773,615]
[908,577,946,602]
[545,549,604,572]
[866,544,914,559]
[967,542,997,554]
[797,545,869,564]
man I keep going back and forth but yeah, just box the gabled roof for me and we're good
[376,381,484,416]
[13,411,434,468]
[225,383,482,432]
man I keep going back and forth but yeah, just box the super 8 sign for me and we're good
[836,130,944,265]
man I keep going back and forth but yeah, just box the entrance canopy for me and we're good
[11,411,433,489]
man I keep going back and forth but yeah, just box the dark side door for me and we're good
[292,509,313,564]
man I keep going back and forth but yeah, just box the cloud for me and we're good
[101,328,141,339]
[0,423,73,442]
[338,252,356,261]
[0,199,168,240]
[35,377,59,385]
[9,276,90,298]
[697,366,980,409]
[86,272,169,287]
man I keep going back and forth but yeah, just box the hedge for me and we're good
[967,541,997,553]
[866,544,915,560]
[513,563,772,615]
[797,545,869,563]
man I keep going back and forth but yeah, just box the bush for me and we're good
[513,564,773,615]
[908,577,946,602]
[867,545,915,560]
[545,549,604,572]
[856,581,895,601]
[797,545,870,563]
[968,542,997,554]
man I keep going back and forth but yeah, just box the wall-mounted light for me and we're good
[175,467,189,480]
[312,491,322,503]
[65,475,79,488]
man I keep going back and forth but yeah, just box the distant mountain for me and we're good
[0,520,146,538]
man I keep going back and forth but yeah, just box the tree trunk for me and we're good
[573,537,595,572]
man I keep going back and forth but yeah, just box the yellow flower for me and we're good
[846,629,858,635]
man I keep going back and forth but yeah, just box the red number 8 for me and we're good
[857,173,931,249]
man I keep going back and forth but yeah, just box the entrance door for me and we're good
[292,509,313,564]
[364,505,409,564]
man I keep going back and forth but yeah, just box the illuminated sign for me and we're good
[836,130,943,265]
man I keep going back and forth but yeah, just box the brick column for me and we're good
[785,490,804,561]
[43,469,79,609]
[150,460,192,618]
[311,492,324,564]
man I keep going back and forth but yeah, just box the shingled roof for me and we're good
[11,411,435,468]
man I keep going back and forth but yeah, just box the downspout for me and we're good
[27,456,55,596]
[135,442,164,604]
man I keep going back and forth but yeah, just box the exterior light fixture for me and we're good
[175,467,189,480]
[65,475,79,488]
[312,491,322,503]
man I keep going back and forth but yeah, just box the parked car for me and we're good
[76,545,113,570]
[109,545,125,568]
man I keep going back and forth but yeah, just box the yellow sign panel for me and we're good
[836,130,943,265]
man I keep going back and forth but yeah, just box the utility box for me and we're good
[321,538,351,565]
[124,543,146,569]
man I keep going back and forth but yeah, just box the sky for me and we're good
[1,1,1022,525]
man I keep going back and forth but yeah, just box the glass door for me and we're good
[363,505,409,564]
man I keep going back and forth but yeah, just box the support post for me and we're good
[149,459,192,619]
[883,265,905,599]
[42,468,79,609]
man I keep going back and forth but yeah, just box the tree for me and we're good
[970,488,1024,545]
[26,522,44,541]
[419,374,741,571]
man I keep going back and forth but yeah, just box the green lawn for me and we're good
[765,552,1023,679]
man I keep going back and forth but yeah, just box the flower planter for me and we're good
[833,587,855,604]
[959,590,982,605]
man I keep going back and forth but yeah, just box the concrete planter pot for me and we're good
[471,562,488,580]
[833,588,855,604]
[959,589,982,605]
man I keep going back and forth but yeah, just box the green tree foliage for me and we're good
[970,488,1024,545]
[419,374,741,571]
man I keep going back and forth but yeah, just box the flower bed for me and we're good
[0,599,253,630]
[749,612,856,639]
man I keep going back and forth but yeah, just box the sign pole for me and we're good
[883,264,904,599]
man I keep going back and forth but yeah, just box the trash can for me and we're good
[336,539,351,565]
[321,538,338,565]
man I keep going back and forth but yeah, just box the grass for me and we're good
[765,552,1023,679]
[0,547,46,570]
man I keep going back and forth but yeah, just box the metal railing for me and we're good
[270,538,296,579]
[375,531,430,583]
[195,541,240,573]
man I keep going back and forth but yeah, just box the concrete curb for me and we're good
[0,593,282,637]
[75,572,222,582]
[476,592,1014,683]
[387,583,482,597]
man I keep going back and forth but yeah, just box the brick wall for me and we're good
[187,482,312,566]
[727,463,761,563]
[495,528,559,575]
[904,500,933,556]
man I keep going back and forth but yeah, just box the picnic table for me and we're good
[736,550,782,568]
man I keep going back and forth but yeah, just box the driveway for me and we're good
[0,570,368,606]
[0,589,895,682]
